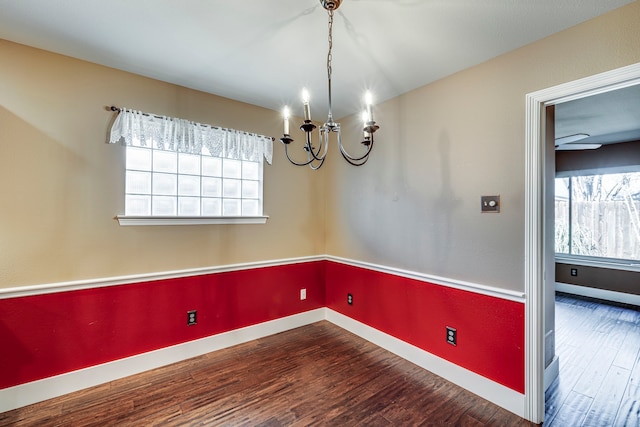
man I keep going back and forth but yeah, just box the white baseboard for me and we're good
[325,309,526,419]
[2,308,525,419]
[0,309,325,413]
[556,282,640,306]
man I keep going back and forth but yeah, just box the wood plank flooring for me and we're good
[1,321,534,426]
[545,293,640,426]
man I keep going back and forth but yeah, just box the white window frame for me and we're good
[119,146,267,226]
[554,171,640,268]
[109,108,271,226]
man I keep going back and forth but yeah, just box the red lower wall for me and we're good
[0,260,524,394]
[0,262,326,390]
[325,262,525,393]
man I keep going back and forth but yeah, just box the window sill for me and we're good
[116,215,269,226]
[555,254,640,272]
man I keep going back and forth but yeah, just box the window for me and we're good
[555,172,640,262]
[109,108,272,225]
[125,145,262,217]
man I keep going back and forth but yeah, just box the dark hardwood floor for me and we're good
[545,293,640,426]
[1,321,534,426]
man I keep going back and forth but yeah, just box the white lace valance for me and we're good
[109,108,273,164]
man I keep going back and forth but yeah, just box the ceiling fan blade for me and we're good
[555,143,602,151]
[555,133,590,145]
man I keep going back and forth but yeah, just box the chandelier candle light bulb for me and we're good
[302,88,311,120]
[365,91,373,122]
[283,106,290,135]
[362,111,370,138]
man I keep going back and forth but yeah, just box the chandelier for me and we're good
[280,0,380,169]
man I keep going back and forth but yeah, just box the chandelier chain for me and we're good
[327,9,334,121]
[327,9,333,80]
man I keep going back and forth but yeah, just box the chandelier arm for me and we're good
[284,143,321,167]
[306,129,328,162]
[309,156,326,170]
[339,146,370,166]
[337,132,374,162]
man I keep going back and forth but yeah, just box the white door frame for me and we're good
[524,62,640,423]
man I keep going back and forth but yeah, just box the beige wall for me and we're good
[325,1,640,293]
[2,2,639,292]
[0,40,325,288]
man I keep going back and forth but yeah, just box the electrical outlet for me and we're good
[347,293,353,305]
[446,326,457,346]
[570,268,578,277]
[300,288,307,300]
[187,310,197,326]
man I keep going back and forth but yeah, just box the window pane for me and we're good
[126,171,151,194]
[125,195,151,216]
[223,179,241,198]
[178,197,200,216]
[555,177,569,254]
[178,153,201,175]
[202,157,222,177]
[152,173,177,196]
[152,196,177,216]
[123,132,265,219]
[243,161,259,180]
[223,199,241,216]
[153,150,177,173]
[126,147,152,171]
[242,199,259,216]
[242,180,259,199]
[202,177,222,197]
[558,172,640,261]
[223,159,242,179]
[178,175,200,196]
[202,198,222,216]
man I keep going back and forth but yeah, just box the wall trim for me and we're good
[1,256,527,414]
[0,308,325,413]
[327,255,525,302]
[1,307,525,418]
[326,309,526,418]
[556,282,640,307]
[1,255,525,302]
[0,256,326,299]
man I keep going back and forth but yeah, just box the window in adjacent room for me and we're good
[555,171,640,262]
[109,108,273,224]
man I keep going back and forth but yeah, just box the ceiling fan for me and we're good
[555,133,601,150]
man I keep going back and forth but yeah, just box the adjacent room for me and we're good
[1,1,639,424]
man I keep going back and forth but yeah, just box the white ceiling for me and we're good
[0,0,635,121]
[555,84,640,147]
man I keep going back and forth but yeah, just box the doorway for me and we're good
[524,62,640,423]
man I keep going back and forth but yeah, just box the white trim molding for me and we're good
[1,307,527,418]
[556,282,640,307]
[326,256,525,302]
[116,215,269,226]
[0,309,325,413]
[0,257,529,415]
[326,310,526,418]
[524,62,640,424]
[0,256,324,299]
[1,255,524,302]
